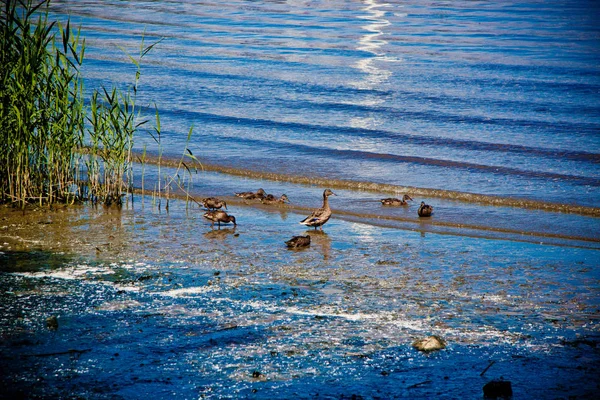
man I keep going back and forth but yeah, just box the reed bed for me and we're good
[0,0,165,208]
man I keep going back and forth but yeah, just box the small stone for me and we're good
[252,370,263,379]
[46,316,58,331]
[412,335,446,352]
[483,379,512,399]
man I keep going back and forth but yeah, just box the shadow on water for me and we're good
[0,250,74,273]
[304,229,331,260]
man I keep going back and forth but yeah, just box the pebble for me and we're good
[412,335,446,352]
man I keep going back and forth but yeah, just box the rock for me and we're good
[412,335,446,352]
[483,379,512,399]
[46,315,58,331]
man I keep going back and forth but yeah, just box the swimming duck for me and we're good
[417,201,434,217]
[202,197,227,210]
[235,188,266,200]
[285,235,310,248]
[300,189,336,230]
[203,210,237,227]
[262,194,289,205]
[381,194,413,206]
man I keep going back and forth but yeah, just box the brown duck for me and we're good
[381,194,413,206]
[300,189,336,230]
[202,197,227,210]
[417,201,434,217]
[262,194,289,205]
[235,188,266,200]
[203,210,237,227]
[285,235,310,248]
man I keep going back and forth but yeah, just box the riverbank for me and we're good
[1,195,598,399]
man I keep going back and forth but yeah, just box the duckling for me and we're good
[203,210,237,227]
[381,194,413,206]
[285,235,310,248]
[262,194,289,205]
[202,197,227,210]
[417,201,433,217]
[300,189,336,230]
[235,188,266,200]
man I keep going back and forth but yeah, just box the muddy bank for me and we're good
[1,198,599,399]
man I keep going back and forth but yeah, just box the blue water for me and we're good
[47,0,600,245]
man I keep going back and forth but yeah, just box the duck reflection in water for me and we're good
[204,227,237,240]
[306,229,331,260]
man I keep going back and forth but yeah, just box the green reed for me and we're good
[1,0,85,207]
[1,0,162,208]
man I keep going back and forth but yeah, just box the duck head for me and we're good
[324,189,336,197]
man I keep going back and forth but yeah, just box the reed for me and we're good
[1,0,162,208]
[1,0,85,207]
[147,107,200,211]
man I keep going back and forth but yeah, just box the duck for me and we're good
[381,194,413,206]
[285,235,311,248]
[235,188,266,200]
[417,201,434,217]
[203,210,237,227]
[201,197,227,210]
[300,189,336,230]
[262,194,289,205]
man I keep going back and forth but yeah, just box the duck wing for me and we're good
[301,207,325,223]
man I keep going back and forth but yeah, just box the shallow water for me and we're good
[48,0,600,206]
[42,0,600,246]
[0,198,599,398]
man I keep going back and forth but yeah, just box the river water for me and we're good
[1,1,599,399]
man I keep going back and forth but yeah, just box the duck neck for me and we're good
[322,194,330,209]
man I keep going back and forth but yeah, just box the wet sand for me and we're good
[1,197,598,399]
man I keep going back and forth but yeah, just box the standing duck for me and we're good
[381,194,413,206]
[300,189,336,230]
[262,194,289,205]
[417,201,434,217]
[285,235,311,248]
[202,197,227,210]
[235,188,266,200]
[203,210,237,227]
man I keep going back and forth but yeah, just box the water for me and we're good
[1,1,600,398]
[45,0,600,245]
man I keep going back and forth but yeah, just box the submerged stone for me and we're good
[46,315,58,331]
[412,335,446,352]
